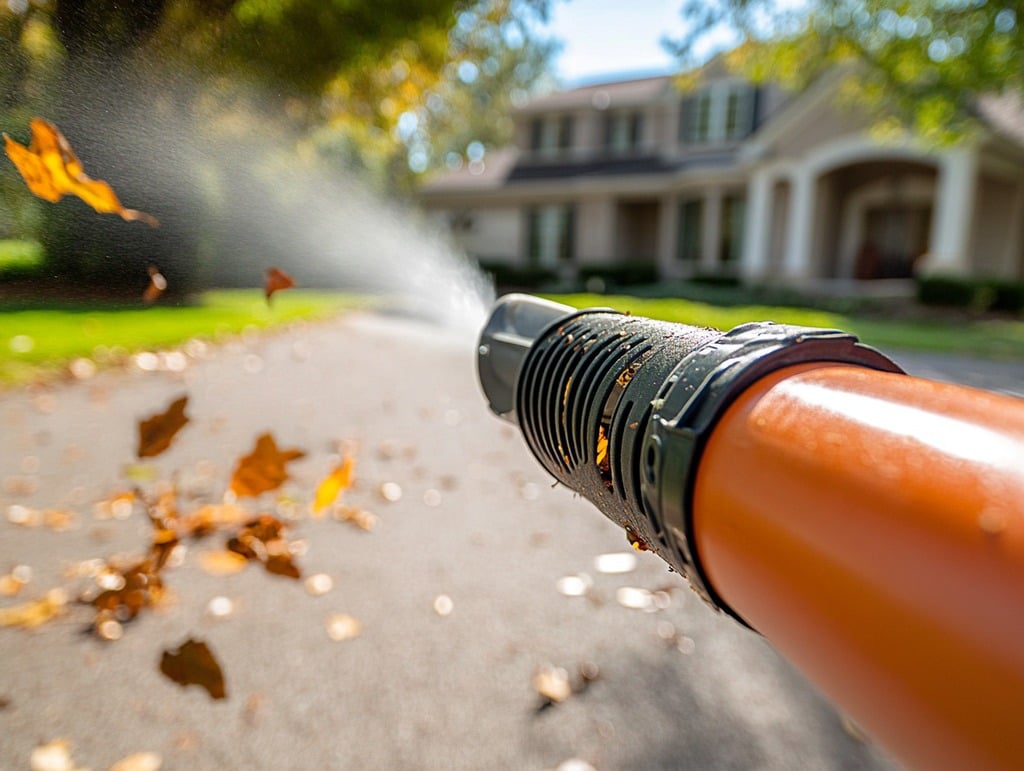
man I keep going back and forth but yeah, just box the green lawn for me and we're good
[544,293,1024,360]
[0,289,369,386]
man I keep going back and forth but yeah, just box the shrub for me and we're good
[917,276,1024,314]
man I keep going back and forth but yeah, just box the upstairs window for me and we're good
[681,83,756,145]
[605,111,644,154]
[529,115,574,157]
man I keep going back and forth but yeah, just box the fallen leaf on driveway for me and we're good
[159,637,227,700]
[312,455,355,517]
[110,751,162,771]
[229,434,305,498]
[137,396,189,459]
[227,514,302,579]
[197,550,249,576]
[0,588,67,629]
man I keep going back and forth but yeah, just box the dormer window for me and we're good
[529,115,574,157]
[605,111,644,154]
[681,82,756,144]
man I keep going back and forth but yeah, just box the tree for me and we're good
[667,1,1024,143]
[2,0,465,291]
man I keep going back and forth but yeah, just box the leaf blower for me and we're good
[476,293,1024,771]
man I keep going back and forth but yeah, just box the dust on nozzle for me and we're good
[476,294,575,422]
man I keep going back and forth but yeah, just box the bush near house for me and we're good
[918,276,1024,314]
[578,264,659,288]
[0,240,44,280]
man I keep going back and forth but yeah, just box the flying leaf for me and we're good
[3,118,159,227]
[137,396,189,459]
[229,433,305,498]
[0,588,67,629]
[312,455,355,517]
[265,267,295,303]
[226,514,301,579]
[143,265,167,304]
[159,637,227,700]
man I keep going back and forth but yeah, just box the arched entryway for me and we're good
[819,160,938,280]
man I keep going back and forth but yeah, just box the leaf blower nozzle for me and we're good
[477,293,901,617]
[475,292,1024,771]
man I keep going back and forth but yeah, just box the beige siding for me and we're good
[576,198,617,265]
[772,105,869,159]
[450,207,523,265]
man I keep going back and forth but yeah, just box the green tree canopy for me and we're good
[667,1,1023,143]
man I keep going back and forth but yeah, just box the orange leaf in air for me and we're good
[137,395,189,459]
[159,637,227,700]
[229,433,305,497]
[312,455,355,517]
[265,267,295,303]
[143,265,167,304]
[3,118,159,227]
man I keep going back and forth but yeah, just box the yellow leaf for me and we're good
[312,455,355,516]
[3,118,159,227]
[0,588,67,629]
[196,550,249,576]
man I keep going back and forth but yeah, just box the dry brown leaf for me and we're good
[226,514,301,579]
[137,396,189,459]
[91,557,165,626]
[265,267,295,303]
[229,434,305,498]
[312,455,355,517]
[143,265,167,304]
[3,118,159,226]
[0,589,67,630]
[196,550,249,576]
[159,637,227,700]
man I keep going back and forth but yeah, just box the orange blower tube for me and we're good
[693,364,1024,771]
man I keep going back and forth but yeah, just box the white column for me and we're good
[701,188,723,273]
[784,165,815,280]
[924,146,978,276]
[657,195,681,280]
[741,168,772,281]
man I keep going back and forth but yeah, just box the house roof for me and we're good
[516,75,675,114]
[419,147,519,193]
[976,92,1024,149]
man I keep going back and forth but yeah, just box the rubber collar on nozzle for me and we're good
[476,294,577,422]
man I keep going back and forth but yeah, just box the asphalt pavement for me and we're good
[1,311,1019,771]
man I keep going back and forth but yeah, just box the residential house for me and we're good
[419,66,1024,286]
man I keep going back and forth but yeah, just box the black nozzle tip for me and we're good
[477,294,575,422]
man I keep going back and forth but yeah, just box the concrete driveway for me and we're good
[2,311,1017,770]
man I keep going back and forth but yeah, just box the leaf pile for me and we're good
[1,393,381,709]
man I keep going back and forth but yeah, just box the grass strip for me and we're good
[0,289,369,386]
[543,293,1024,360]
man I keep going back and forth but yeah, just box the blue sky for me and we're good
[534,0,698,84]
